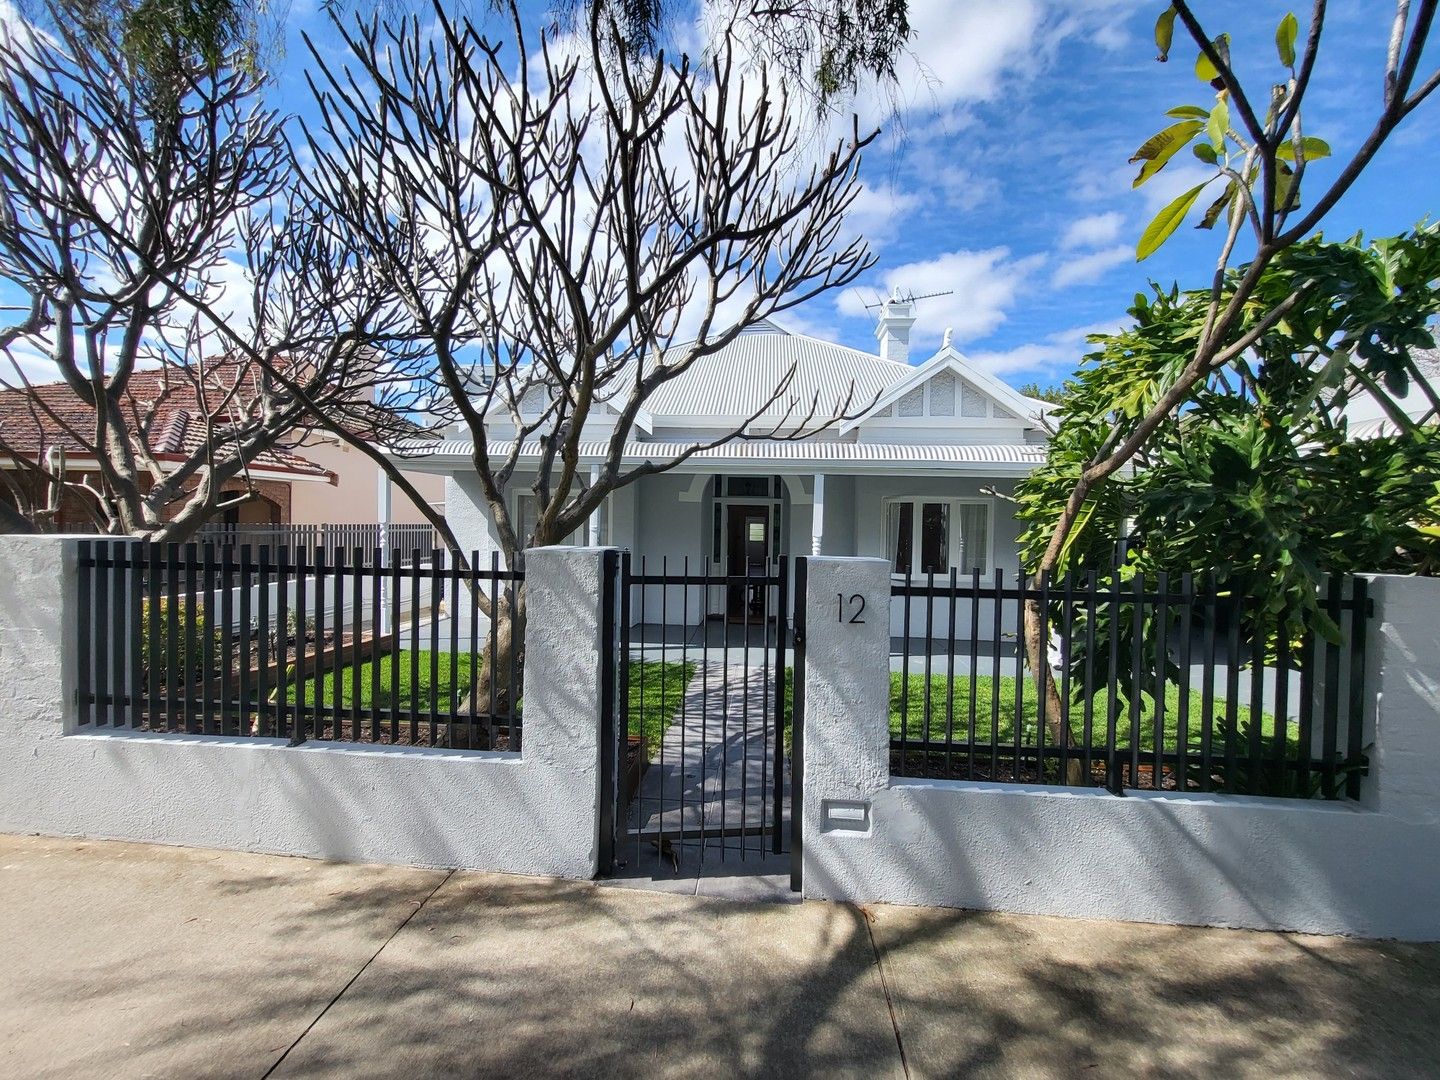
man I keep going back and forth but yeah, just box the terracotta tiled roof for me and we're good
[0,362,332,480]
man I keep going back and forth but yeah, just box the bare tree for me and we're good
[0,9,410,539]
[292,0,878,709]
[1020,0,1440,778]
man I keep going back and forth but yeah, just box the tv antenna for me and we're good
[860,286,954,312]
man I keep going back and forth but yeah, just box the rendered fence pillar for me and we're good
[519,546,610,878]
[0,535,82,748]
[800,556,892,900]
[1364,574,1440,824]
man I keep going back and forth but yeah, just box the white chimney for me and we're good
[875,289,917,364]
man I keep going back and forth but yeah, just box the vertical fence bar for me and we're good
[409,550,420,744]
[1013,571,1026,781]
[1176,572,1194,791]
[1059,572,1073,785]
[597,549,619,877]
[967,568,979,782]
[1105,567,1121,794]
[274,547,289,741]
[1200,574,1218,792]
[1037,571,1050,782]
[1082,569,1097,785]
[488,551,500,749]
[944,567,957,780]
[201,543,217,735]
[182,545,198,734]
[466,551,479,748]
[390,550,402,743]
[220,545,235,735]
[1128,574,1144,789]
[328,547,344,740]
[166,545,181,733]
[429,549,441,746]
[295,547,312,743]
[772,559,789,856]
[77,540,93,727]
[1345,577,1369,800]
[1321,575,1343,799]
[256,546,271,738]
[1153,572,1169,789]
[990,566,1003,780]
[1248,590,1266,790]
[93,541,110,727]
[789,558,807,889]
[922,569,934,763]
[108,541,125,726]
[237,546,252,738]
[126,542,143,728]
[1224,587,1243,790]
[352,547,364,742]
[448,550,460,742]
[899,567,911,775]
[371,548,384,743]
[313,548,328,740]
[146,542,162,732]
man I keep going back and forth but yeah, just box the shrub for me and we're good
[141,598,221,681]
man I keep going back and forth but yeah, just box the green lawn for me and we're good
[626,660,696,750]
[292,652,694,748]
[887,672,1286,752]
[776,668,1287,760]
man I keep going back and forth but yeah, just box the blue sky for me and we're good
[7,1,1439,390]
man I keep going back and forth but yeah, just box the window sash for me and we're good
[886,498,990,577]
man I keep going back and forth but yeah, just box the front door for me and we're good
[725,504,769,620]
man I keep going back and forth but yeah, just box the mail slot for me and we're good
[822,799,871,833]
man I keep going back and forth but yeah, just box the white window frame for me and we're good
[882,496,995,580]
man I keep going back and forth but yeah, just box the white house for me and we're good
[393,296,1052,636]
[1339,347,1439,438]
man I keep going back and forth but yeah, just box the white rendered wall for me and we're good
[801,559,1440,940]
[0,537,603,879]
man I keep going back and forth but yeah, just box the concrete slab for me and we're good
[272,871,902,1079]
[867,904,1440,1080]
[0,833,448,1080]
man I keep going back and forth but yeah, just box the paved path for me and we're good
[5,834,1440,1079]
[618,665,790,897]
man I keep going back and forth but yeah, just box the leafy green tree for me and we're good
[1019,226,1440,646]
[1017,2,1440,775]
[1017,382,1066,405]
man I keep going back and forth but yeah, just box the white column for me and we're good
[588,464,602,546]
[377,469,392,635]
[811,473,826,556]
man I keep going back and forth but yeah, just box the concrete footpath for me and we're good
[2,835,1439,1080]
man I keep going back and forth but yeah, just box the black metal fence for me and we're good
[76,541,522,751]
[890,569,1372,800]
[602,556,794,877]
[195,523,440,564]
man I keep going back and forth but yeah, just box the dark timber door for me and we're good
[726,505,769,621]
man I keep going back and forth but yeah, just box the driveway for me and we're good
[2,833,1437,1078]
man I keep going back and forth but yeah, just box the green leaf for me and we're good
[1207,96,1229,151]
[1197,182,1237,229]
[1275,136,1331,162]
[1273,160,1299,211]
[1276,12,1298,67]
[1137,182,1208,260]
[1166,105,1210,119]
[1195,33,1231,83]
[1130,120,1203,187]
[1192,142,1218,164]
[1155,5,1177,61]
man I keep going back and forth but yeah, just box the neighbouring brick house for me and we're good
[0,365,337,532]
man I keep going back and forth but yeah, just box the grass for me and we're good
[626,660,697,750]
[293,652,695,749]
[887,672,1288,753]
[291,651,477,711]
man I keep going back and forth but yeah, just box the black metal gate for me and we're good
[599,553,805,888]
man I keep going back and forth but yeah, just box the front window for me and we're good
[886,498,990,577]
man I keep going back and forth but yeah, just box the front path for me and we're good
[3,833,1439,1079]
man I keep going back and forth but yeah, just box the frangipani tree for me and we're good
[1018,2,1440,779]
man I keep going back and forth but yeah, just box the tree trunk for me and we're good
[1023,595,1087,786]
[456,590,526,750]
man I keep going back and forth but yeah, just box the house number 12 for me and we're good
[837,593,866,624]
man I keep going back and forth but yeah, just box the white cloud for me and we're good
[1050,243,1131,288]
[1060,211,1124,249]
[966,320,1124,378]
[843,182,926,249]
[839,247,1047,345]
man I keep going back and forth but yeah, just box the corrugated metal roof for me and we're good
[396,437,1045,469]
[640,324,910,420]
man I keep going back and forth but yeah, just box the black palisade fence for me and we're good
[76,541,522,751]
[889,568,1372,800]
